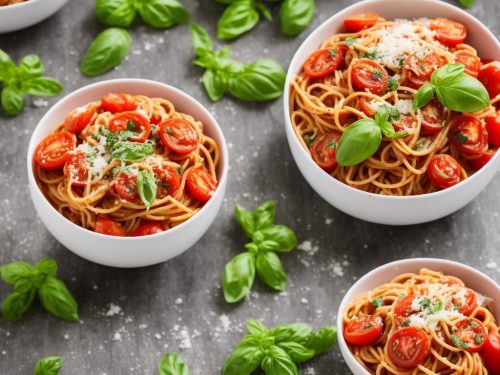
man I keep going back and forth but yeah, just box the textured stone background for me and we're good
[0,0,499,373]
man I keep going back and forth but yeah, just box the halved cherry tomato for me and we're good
[113,172,140,202]
[427,154,461,190]
[34,132,75,170]
[130,220,164,236]
[95,218,125,236]
[392,115,414,132]
[468,149,496,171]
[452,288,478,316]
[430,18,467,46]
[101,93,137,114]
[394,295,415,317]
[63,151,88,187]
[64,105,96,133]
[482,332,500,374]
[478,61,500,99]
[159,118,199,155]
[449,115,488,155]
[303,48,344,78]
[486,112,500,147]
[108,111,151,143]
[452,318,486,353]
[310,133,340,171]
[186,167,217,203]
[153,163,181,197]
[454,50,480,78]
[420,100,444,134]
[404,52,446,88]
[344,315,383,346]
[351,59,388,95]
[388,327,430,368]
[344,13,378,32]
[359,97,376,117]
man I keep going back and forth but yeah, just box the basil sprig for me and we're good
[223,201,297,303]
[137,169,157,210]
[34,356,63,375]
[413,64,490,113]
[0,50,63,116]
[190,24,285,102]
[280,0,315,37]
[223,319,337,375]
[216,0,272,40]
[0,259,79,322]
[336,107,408,166]
[157,353,191,375]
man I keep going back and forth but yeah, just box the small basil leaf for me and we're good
[202,69,226,102]
[259,225,297,252]
[2,288,36,322]
[258,240,279,252]
[190,23,213,56]
[413,83,435,109]
[302,326,337,355]
[22,77,63,97]
[256,251,287,291]
[33,258,58,286]
[457,0,474,8]
[137,170,157,210]
[137,0,190,29]
[261,345,299,375]
[217,1,260,40]
[244,242,259,255]
[157,353,191,375]
[375,115,407,139]
[19,54,44,78]
[246,319,268,336]
[0,49,15,76]
[1,87,24,116]
[96,0,136,27]
[38,276,79,322]
[255,2,272,21]
[223,252,256,303]
[34,356,63,375]
[276,341,315,363]
[222,343,264,375]
[112,141,154,161]
[0,261,33,286]
[271,323,312,343]
[434,73,490,113]
[252,200,275,230]
[80,28,131,77]
[235,204,255,238]
[431,63,464,86]
[279,0,315,37]
[336,119,382,166]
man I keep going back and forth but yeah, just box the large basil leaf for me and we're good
[222,342,264,375]
[336,119,382,166]
[157,353,191,375]
[280,0,315,37]
[234,204,255,238]
[223,252,256,303]
[301,326,338,355]
[137,0,190,29]
[258,225,297,252]
[137,169,157,210]
[23,77,63,96]
[434,73,490,112]
[1,87,24,116]
[202,69,226,102]
[0,261,33,286]
[34,356,63,375]
[261,345,298,375]
[38,276,79,322]
[276,341,315,363]
[217,1,260,40]
[255,251,287,291]
[271,323,312,343]
[19,54,44,78]
[96,0,136,27]
[2,288,36,322]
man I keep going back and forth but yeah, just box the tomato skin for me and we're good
[388,327,430,368]
[344,13,378,32]
[303,48,344,78]
[392,115,413,132]
[344,315,383,346]
[359,97,376,117]
[468,149,496,171]
[64,105,96,133]
[351,59,389,95]
[101,93,136,114]
[450,115,488,155]
[430,18,467,46]
[427,154,461,190]
[454,50,480,78]
[310,133,340,171]
[108,111,151,143]
[186,166,217,203]
[394,295,415,317]
[130,220,164,236]
[451,288,478,316]
[95,218,126,236]
[420,100,444,134]
[153,163,181,197]
[159,118,199,155]
[482,332,500,374]
[486,112,500,147]
[63,151,89,187]
[34,132,76,170]
[478,61,500,99]
[113,172,140,202]
[404,52,446,88]
[453,318,486,353]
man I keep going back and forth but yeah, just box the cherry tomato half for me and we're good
[404,52,446,88]
[130,220,164,236]
[394,295,415,317]
[420,100,444,134]
[64,105,96,133]
[452,288,478,316]
[478,61,500,99]
[344,315,383,346]
[453,318,486,353]
[392,115,414,132]
[450,115,488,155]
[153,163,181,198]
[159,118,199,155]
[34,132,76,170]
[427,154,461,190]
[454,50,481,78]
[430,18,467,47]
[101,93,137,114]
[113,172,140,202]
[344,13,378,32]
[186,166,217,203]
[486,112,500,147]
[468,149,496,171]
[358,97,376,118]
[310,133,340,171]
[303,48,344,78]
[63,151,88,187]
[95,218,126,236]
[108,111,151,143]
[388,327,430,368]
[351,59,388,95]
[482,332,500,374]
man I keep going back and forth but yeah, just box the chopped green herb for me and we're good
[414,138,427,151]
[329,49,337,56]
[176,166,182,176]
[475,334,484,345]
[326,139,337,150]
[86,152,96,163]
[345,37,357,47]
[452,130,468,144]
[387,77,399,92]
[468,320,480,327]
[398,56,407,68]
[371,297,383,308]
[402,320,410,327]
[451,334,468,349]
[127,120,137,132]
[304,134,316,146]
[112,166,131,177]
[360,49,379,60]
[378,104,400,122]
[127,184,136,193]
[419,298,431,310]
[166,127,174,136]
[453,303,461,311]
[372,68,383,81]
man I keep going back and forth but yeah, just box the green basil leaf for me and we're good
[223,252,256,303]
[235,204,255,238]
[413,83,435,109]
[137,0,190,29]
[256,251,287,291]
[157,353,191,375]
[33,258,57,286]
[96,0,136,27]
[279,0,315,37]
[22,77,63,97]
[271,323,312,343]
[227,58,285,101]
[80,28,131,77]
[137,169,157,210]
[0,261,33,286]
[259,225,297,252]
[190,23,213,56]
[1,87,24,116]
[112,141,154,161]
[34,356,63,375]
[217,1,260,40]
[2,288,36,322]
[222,342,264,375]
[434,73,490,113]
[302,326,337,355]
[38,276,79,322]
[246,319,268,336]
[252,200,275,230]
[244,242,259,255]
[258,240,279,252]
[457,0,474,8]
[255,2,272,21]
[336,118,382,166]
[19,54,44,78]
[431,63,464,86]
[276,341,315,363]
[375,112,407,139]
[202,69,226,101]
[261,345,298,375]
[0,49,16,83]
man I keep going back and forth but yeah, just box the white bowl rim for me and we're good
[283,0,500,202]
[0,0,44,11]
[27,78,229,241]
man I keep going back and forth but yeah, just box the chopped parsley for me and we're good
[127,120,137,132]
[468,320,480,328]
[166,127,174,136]
[452,130,468,144]
[372,68,383,81]
[99,128,134,150]
[451,334,468,349]
[112,166,131,177]
[345,37,357,47]
[360,49,379,60]
[176,166,182,176]
[387,77,399,92]
[86,151,96,163]
[304,134,316,146]
[329,49,337,56]
[326,139,337,150]
[371,297,383,308]
[398,56,407,68]
[475,334,484,345]
[127,184,136,194]
[402,320,410,327]
[378,104,400,122]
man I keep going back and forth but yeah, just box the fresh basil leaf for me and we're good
[0,261,33,286]
[258,240,279,252]
[375,112,407,139]
[271,323,312,343]
[256,251,287,291]
[277,341,315,363]
[34,356,63,375]
[23,77,63,97]
[137,0,190,29]
[431,64,463,85]
[222,342,264,375]
[255,2,272,21]
[413,83,435,109]
[302,326,337,355]
[252,200,275,230]
[1,86,24,116]
[38,276,79,322]
[202,69,226,101]
[190,23,214,56]
[261,345,298,375]
[112,141,154,161]
[137,169,157,210]
[33,259,58,286]
[157,353,191,375]
[244,242,259,254]
[336,118,382,166]
[235,204,255,238]
[217,1,260,40]
[80,28,131,77]
[434,73,490,113]
[457,0,474,8]
[0,49,15,75]
[19,54,44,78]
[279,0,315,37]
[96,0,136,27]
[2,288,36,322]
[246,319,268,336]
[223,252,256,303]
[259,225,297,252]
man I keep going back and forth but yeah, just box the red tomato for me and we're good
[351,59,388,95]
[310,133,340,171]
[344,13,378,32]
[392,115,414,132]
[430,18,467,46]
[63,151,88,187]
[186,166,217,203]
[468,149,496,171]
[303,48,344,78]
[453,318,486,353]
[388,327,430,368]
[359,97,376,117]
[451,288,478,316]
[482,332,500,374]
[404,52,446,88]
[34,132,76,170]
[420,100,444,134]
[159,118,199,155]
[153,163,181,197]
[478,61,500,99]
[427,154,461,190]
[95,218,125,236]
[450,115,488,155]
[344,315,383,346]
[101,93,137,114]
[130,220,164,236]
[394,295,415,317]
[113,172,140,202]
[64,105,96,133]
[454,50,481,78]
[108,111,151,143]
[486,112,500,147]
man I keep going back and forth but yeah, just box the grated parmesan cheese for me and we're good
[394,99,413,115]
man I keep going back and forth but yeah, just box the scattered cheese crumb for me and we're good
[105,303,122,317]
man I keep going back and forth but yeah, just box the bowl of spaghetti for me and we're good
[337,258,500,374]
[27,79,228,268]
[284,0,500,225]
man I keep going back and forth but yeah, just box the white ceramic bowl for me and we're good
[283,0,500,225]
[337,258,500,375]
[27,79,229,268]
[0,0,68,34]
